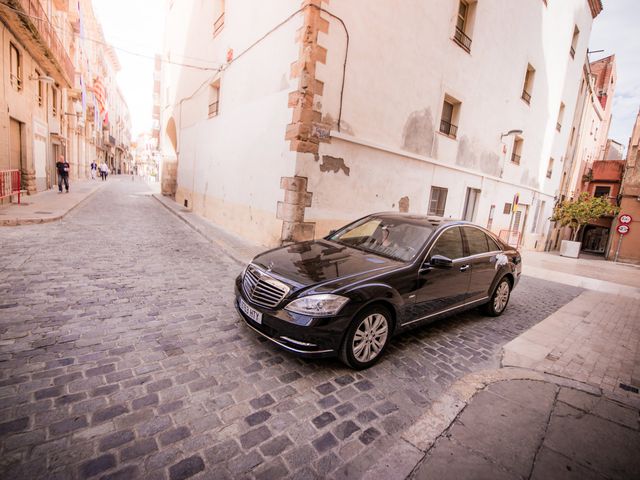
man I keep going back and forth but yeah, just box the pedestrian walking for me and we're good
[55,155,70,193]
[100,162,109,181]
[90,161,97,180]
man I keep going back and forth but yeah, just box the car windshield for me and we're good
[328,216,436,261]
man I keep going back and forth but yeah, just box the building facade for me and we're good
[0,0,131,202]
[160,0,603,248]
[549,53,615,250]
[609,109,640,264]
[0,0,75,195]
[580,159,625,254]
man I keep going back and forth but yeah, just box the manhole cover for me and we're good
[34,211,53,214]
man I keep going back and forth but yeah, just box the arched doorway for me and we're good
[161,116,179,196]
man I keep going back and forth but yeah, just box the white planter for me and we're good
[560,240,581,258]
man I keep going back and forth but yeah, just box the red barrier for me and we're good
[498,229,521,248]
[0,170,22,204]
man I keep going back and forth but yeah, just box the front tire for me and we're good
[339,306,391,370]
[482,277,511,317]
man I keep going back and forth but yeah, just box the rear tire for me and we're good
[482,277,511,317]
[339,305,392,370]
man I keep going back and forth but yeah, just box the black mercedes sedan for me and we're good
[235,213,521,369]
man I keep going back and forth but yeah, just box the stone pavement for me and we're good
[409,373,639,480]
[364,368,640,480]
[0,179,584,479]
[0,178,107,226]
[364,246,640,479]
[503,290,640,401]
[521,250,640,298]
[152,193,264,266]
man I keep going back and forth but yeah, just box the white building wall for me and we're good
[300,0,597,250]
[162,0,303,245]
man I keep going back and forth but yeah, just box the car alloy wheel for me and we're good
[340,306,391,369]
[483,277,511,317]
[494,281,510,313]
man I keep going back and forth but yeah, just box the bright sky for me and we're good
[92,0,165,138]
[590,0,640,151]
[91,1,638,148]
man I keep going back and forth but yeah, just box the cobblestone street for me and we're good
[0,179,584,480]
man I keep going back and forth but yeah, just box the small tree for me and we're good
[551,192,619,241]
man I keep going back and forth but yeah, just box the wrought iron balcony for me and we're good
[208,101,219,118]
[439,119,458,138]
[453,27,472,52]
[511,153,521,165]
[556,122,562,132]
[213,13,224,37]
[521,90,531,104]
[5,0,75,86]
[569,46,575,58]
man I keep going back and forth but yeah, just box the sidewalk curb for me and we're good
[361,367,606,480]
[151,193,261,267]
[524,264,640,299]
[0,182,106,226]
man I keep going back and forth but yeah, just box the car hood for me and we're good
[251,240,403,291]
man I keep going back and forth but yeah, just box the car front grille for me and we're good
[242,265,290,308]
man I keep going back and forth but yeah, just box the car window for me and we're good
[430,227,463,260]
[464,227,490,256]
[329,216,435,262]
[339,219,381,240]
[486,234,501,252]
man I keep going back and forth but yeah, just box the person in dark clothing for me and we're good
[55,155,70,193]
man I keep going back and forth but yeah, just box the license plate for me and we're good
[239,298,262,324]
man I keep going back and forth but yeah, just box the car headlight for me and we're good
[285,294,349,317]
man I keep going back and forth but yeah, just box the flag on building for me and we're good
[93,77,108,122]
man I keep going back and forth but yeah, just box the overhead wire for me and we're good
[167,2,350,133]
[0,2,221,71]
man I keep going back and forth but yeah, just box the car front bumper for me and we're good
[234,276,351,358]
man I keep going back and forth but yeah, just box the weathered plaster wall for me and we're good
[300,0,596,250]
[162,0,302,246]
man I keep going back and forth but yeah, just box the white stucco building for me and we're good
[159,0,603,249]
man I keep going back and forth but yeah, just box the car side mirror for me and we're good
[328,229,337,236]
[429,255,453,268]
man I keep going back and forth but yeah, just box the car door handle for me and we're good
[459,264,470,272]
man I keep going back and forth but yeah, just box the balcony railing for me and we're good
[453,27,472,52]
[13,0,75,85]
[556,122,562,132]
[569,46,575,58]
[208,101,219,118]
[511,153,521,165]
[439,119,458,138]
[213,13,224,37]
[521,89,531,104]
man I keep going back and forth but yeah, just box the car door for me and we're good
[462,226,502,302]
[407,226,471,324]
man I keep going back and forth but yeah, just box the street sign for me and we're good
[617,224,630,235]
[619,214,632,225]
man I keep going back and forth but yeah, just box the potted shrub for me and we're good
[551,192,619,258]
